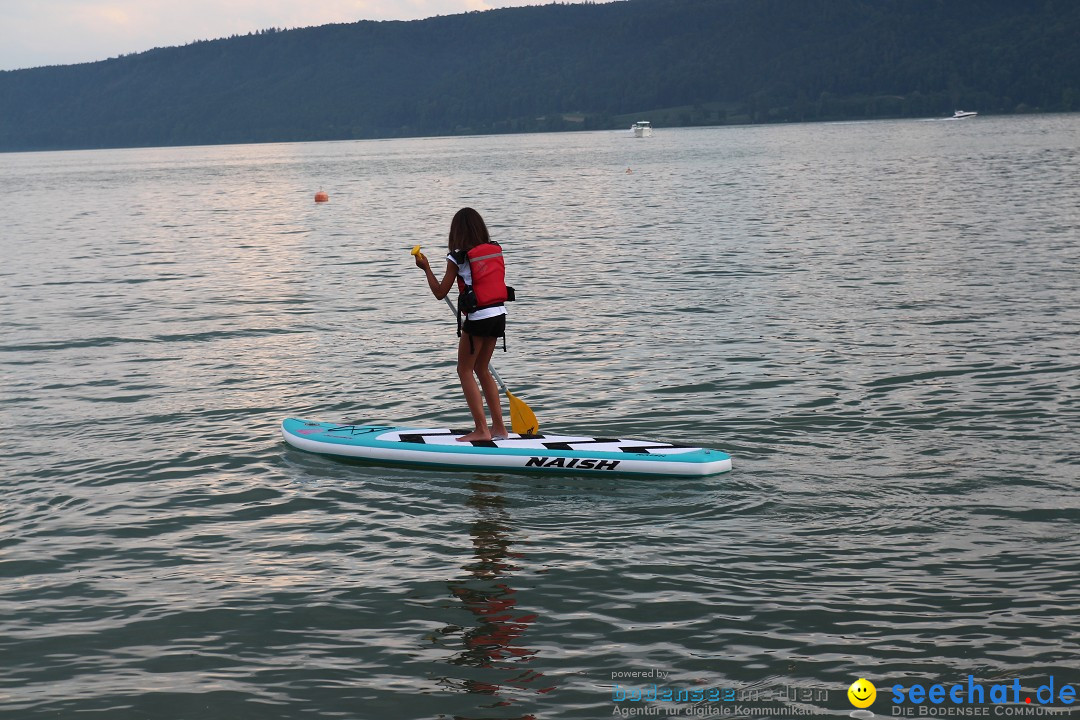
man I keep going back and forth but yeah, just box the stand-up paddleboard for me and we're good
[281,418,731,477]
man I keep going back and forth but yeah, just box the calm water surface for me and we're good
[1,116,1078,719]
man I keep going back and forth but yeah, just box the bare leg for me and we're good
[456,332,490,442]
[473,336,507,438]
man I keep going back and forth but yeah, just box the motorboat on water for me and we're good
[952,110,978,119]
[631,121,653,137]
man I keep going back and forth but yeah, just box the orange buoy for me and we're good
[314,190,329,203]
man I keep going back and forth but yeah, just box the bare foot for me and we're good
[490,425,509,440]
[457,429,491,442]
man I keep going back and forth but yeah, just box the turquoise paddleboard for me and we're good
[281,418,732,477]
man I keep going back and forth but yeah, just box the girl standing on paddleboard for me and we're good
[415,208,509,443]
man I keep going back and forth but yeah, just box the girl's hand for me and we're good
[414,252,429,271]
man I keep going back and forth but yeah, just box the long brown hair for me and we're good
[447,207,491,252]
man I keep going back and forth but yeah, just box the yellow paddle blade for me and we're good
[506,389,539,435]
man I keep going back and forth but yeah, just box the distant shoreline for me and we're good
[1,0,1075,154]
[6,110,1079,156]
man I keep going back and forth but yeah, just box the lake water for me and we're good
[1,116,1078,720]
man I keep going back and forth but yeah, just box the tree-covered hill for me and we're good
[1,0,1077,151]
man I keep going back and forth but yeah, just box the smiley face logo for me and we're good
[848,678,876,708]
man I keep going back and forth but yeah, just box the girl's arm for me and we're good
[416,255,458,300]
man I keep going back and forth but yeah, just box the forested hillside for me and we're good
[1,0,1077,151]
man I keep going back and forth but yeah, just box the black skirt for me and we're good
[462,314,506,338]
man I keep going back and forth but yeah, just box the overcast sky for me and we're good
[0,1,613,71]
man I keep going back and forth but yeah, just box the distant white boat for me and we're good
[952,110,978,119]
[631,121,653,137]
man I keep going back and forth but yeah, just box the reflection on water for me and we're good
[437,478,552,719]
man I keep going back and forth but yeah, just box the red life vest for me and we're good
[456,242,507,308]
